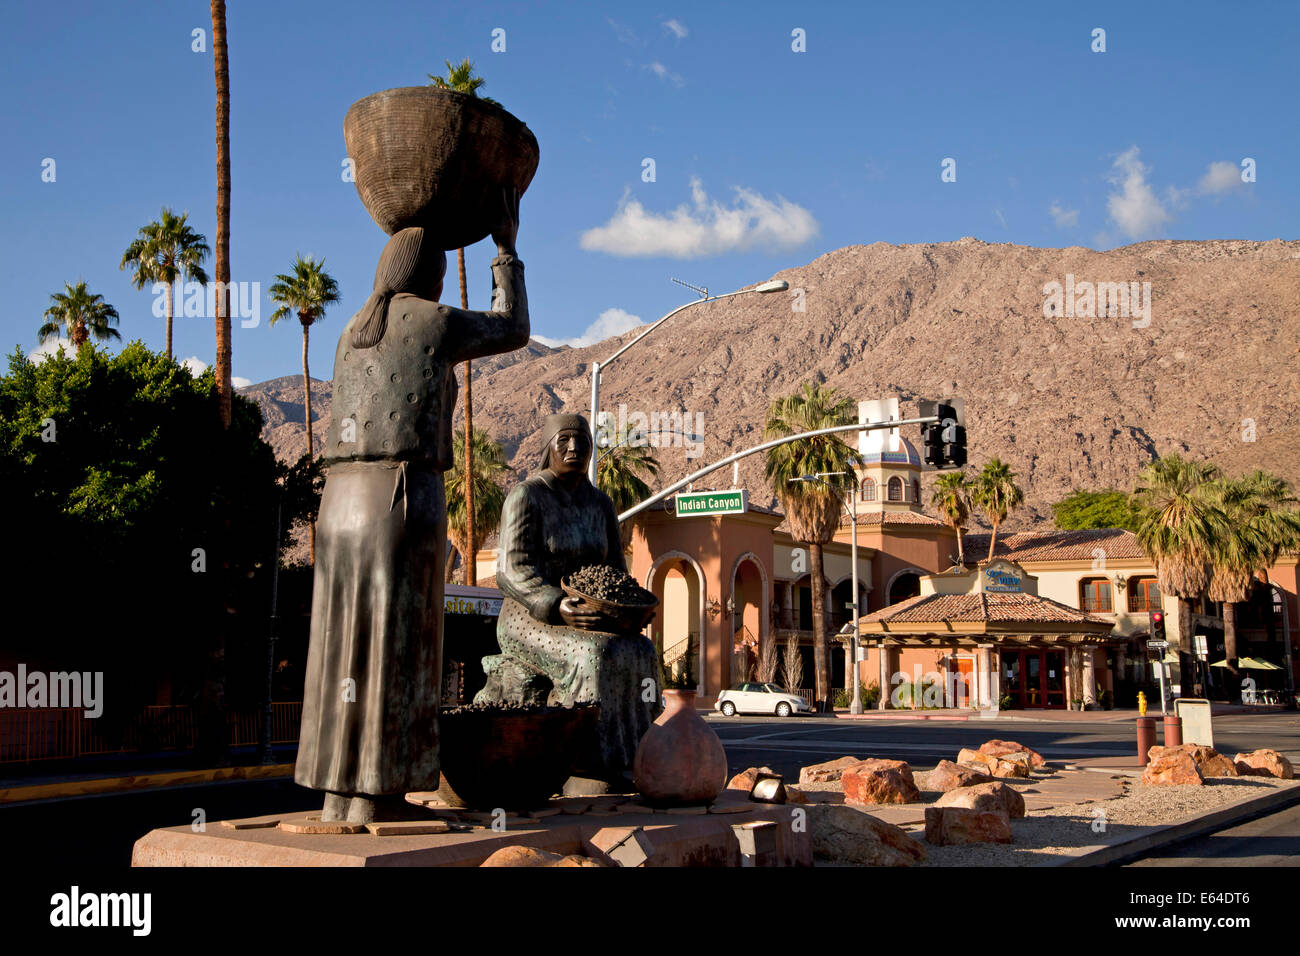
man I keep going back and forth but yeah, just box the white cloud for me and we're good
[662,18,688,39]
[993,207,1008,229]
[607,17,638,45]
[1106,146,1172,239]
[1049,202,1079,228]
[533,308,645,349]
[1197,160,1244,196]
[27,336,73,362]
[181,355,207,376]
[580,177,820,259]
[645,61,685,87]
[233,376,253,389]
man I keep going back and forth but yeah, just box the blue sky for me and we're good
[1,1,1295,385]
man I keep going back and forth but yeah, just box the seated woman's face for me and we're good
[549,428,591,477]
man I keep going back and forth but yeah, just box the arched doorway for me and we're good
[730,553,768,686]
[646,551,707,693]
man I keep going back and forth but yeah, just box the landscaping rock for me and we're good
[481,845,606,867]
[978,739,1046,768]
[956,747,991,768]
[727,766,778,791]
[985,752,1033,779]
[1149,744,1237,778]
[809,804,928,866]
[1233,749,1295,779]
[1141,749,1204,786]
[927,759,994,792]
[934,781,1026,819]
[799,755,866,785]
[784,786,811,804]
[842,759,922,805]
[924,806,1013,845]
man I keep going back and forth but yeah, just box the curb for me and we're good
[1044,780,1300,867]
[0,763,296,805]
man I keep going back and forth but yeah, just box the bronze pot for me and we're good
[344,86,540,248]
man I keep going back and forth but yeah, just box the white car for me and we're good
[715,682,810,717]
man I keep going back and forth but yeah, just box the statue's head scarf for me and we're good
[538,413,590,473]
[349,227,447,349]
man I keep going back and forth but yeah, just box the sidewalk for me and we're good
[830,702,1291,723]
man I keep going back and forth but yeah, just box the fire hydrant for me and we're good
[1138,691,1147,717]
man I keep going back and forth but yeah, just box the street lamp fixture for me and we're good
[589,278,791,484]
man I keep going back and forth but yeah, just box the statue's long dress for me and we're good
[295,460,445,795]
[294,253,527,797]
[495,469,661,777]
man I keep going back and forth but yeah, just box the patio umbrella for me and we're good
[1237,657,1283,671]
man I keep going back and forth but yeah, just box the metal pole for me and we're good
[588,359,600,484]
[618,416,939,523]
[850,487,862,714]
[259,503,281,765]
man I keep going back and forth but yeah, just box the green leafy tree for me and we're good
[931,470,972,564]
[445,428,511,583]
[119,208,210,360]
[38,281,121,355]
[428,58,500,583]
[597,428,661,549]
[1131,455,1225,657]
[1052,489,1141,531]
[1206,471,1300,673]
[973,458,1024,559]
[269,255,340,565]
[0,341,318,750]
[764,381,860,707]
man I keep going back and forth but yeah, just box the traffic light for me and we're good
[919,400,967,469]
[1149,609,1166,642]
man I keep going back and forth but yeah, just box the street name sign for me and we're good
[1147,640,1169,649]
[675,489,748,517]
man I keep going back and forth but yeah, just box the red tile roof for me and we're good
[776,509,948,534]
[859,591,1111,627]
[961,528,1145,563]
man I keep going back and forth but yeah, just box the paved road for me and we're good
[2,712,1295,868]
[1125,803,1300,867]
[705,711,1300,782]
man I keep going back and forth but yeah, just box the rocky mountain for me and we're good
[239,237,1300,532]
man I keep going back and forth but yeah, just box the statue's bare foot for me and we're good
[321,792,349,822]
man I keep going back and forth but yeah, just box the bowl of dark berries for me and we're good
[561,564,660,632]
[435,702,599,811]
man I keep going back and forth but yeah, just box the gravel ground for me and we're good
[913,775,1297,867]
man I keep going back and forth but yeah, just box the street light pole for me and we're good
[588,279,789,485]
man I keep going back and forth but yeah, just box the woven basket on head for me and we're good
[344,86,539,249]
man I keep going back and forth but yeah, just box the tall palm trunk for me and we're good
[956,526,965,564]
[301,317,315,565]
[458,246,475,586]
[987,519,1001,560]
[212,0,232,429]
[165,280,174,361]
[809,542,829,706]
[1223,601,1239,676]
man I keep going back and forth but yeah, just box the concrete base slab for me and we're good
[133,792,812,867]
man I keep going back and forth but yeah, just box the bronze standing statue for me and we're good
[295,188,527,823]
[482,415,661,790]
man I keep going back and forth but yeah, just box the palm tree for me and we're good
[931,470,972,565]
[429,59,498,584]
[38,281,121,354]
[1131,455,1225,658]
[269,256,341,565]
[597,429,661,550]
[764,381,860,707]
[120,208,210,360]
[973,458,1024,560]
[211,0,232,429]
[1206,471,1300,674]
[445,428,511,583]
